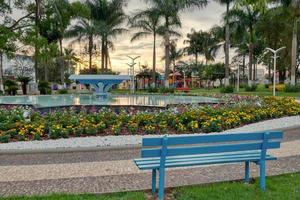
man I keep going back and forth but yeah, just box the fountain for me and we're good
[69,74,131,96]
[0,74,219,110]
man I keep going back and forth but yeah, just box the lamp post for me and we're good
[237,66,240,92]
[126,56,140,94]
[265,47,286,96]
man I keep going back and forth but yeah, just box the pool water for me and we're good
[0,94,218,108]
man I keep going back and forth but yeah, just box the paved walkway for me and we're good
[0,128,299,197]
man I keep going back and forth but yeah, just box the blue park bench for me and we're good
[134,132,283,200]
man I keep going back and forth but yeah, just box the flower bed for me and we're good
[0,96,299,143]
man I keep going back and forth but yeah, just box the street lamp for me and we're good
[236,65,240,92]
[126,56,140,94]
[265,47,286,96]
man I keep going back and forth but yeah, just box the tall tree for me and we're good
[87,0,128,70]
[0,0,34,90]
[66,19,98,71]
[130,9,162,87]
[52,0,73,85]
[184,29,203,66]
[144,0,208,88]
[198,30,220,65]
[215,0,234,86]
[64,48,79,74]
[289,0,300,85]
[169,40,184,86]
[228,1,262,85]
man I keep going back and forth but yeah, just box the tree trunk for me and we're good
[291,18,297,85]
[164,17,170,88]
[242,54,245,84]
[44,62,48,82]
[105,40,108,69]
[173,61,176,87]
[101,38,105,70]
[248,42,253,85]
[59,38,64,85]
[0,52,3,91]
[21,82,27,95]
[34,0,40,83]
[195,53,198,66]
[268,58,272,84]
[224,2,230,86]
[248,26,254,86]
[152,32,156,87]
[253,60,256,83]
[88,36,93,72]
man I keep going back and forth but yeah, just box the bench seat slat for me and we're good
[135,150,261,162]
[142,132,283,147]
[135,153,265,165]
[142,142,280,158]
[136,155,276,170]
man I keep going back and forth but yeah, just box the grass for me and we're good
[111,85,300,97]
[174,173,300,200]
[1,173,300,200]
[190,84,300,97]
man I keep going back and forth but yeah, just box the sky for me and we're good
[5,0,228,74]
[73,0,227,74]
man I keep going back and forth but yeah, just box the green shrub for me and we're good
[245,84,257,92]
[147,87,158,93]
[239,84,246,89]
[159,87,174,94]
[265,84,269,89]
[0,134,10,143]
[220,85,234,93]
[4,79,18,95]
[58,89,68,94]
[38,81,51,95]
[284,84,300,93]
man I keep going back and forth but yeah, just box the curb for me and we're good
[0,144,141,155]
[1,124,300,155]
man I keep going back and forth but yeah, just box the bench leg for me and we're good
[152,169,157,194]
[245,161,250,183]
[158,168,165,200]
[259,160,266,191]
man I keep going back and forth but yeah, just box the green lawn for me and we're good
[190,84,300,97]
[2,173,300,200]
[174,173,300,200]
[111,85,300,97]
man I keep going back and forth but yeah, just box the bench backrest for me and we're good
[141,132,283,158]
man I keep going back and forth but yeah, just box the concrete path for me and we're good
[0,128,299,197]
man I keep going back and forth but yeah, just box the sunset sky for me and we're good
[9,0,228,74]
[73,0,227,74]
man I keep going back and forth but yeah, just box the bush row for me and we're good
[0,97,299,143]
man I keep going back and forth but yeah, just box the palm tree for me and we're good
[87,0,128,70]
[198,31,219,65]
[144,0,208,88]
[184,29,203,66]
[66,18,98,71]
[215,0,234,86]
[130,9,162,87]
[227,2,261,85]
[52,0,72,85]
[64,48,79,74]
[290,0,300,85]
[169,40,184,86]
